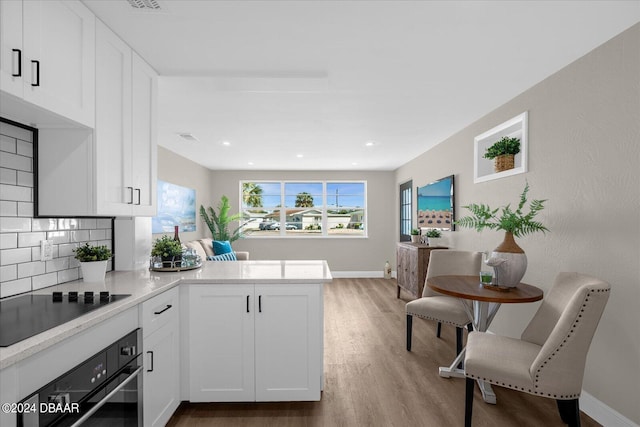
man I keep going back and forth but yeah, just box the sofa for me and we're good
[184,238,249,261]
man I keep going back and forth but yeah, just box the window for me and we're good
[399,180,412,241]
[241,181,366,237]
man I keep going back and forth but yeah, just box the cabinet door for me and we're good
[144,324,180,427]
[95,20,133,216]
[22,0,95,127]
[131,53,157,216]
[0,0,23,98]
[254,284,322,401]
[188,285,255,402]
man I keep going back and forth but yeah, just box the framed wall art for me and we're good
[152,180,196,233]
[474,111,528,183]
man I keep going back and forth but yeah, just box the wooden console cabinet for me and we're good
[396,243,446,299]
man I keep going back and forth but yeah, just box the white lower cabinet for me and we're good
[188,283,322,402]
[141,288,180,427]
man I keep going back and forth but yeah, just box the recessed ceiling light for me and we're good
[248,161,254,166]
[352,162,359,166]
[365,141,375,147]
[221,141,231,146]
[178,133,199,142]
[296,154,304,158]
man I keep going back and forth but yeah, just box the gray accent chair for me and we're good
[464,272,611,427]
[405,250,482,355]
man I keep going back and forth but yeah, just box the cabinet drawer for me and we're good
[141,287,179,338]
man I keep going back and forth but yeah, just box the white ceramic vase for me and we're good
[80,260,107,283]
[489,232,527,287]
[428,237,442,247]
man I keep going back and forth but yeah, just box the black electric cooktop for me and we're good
[0,293,130,347]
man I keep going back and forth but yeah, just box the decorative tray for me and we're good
[150,262,202,272]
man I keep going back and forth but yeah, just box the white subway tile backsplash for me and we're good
[1,247,32,265]
[0,134,16,153]
[78,218,97,229]
[0,122,32,142]
[32,273,57,291]
[0,167,16,185]
[18,231,46,247]
[0,200,17,216]
[16,140,32,157]
[1,278,31,297]
[32,218,58,231]
[0,265,17,282]
[17,171,33,187]
[69,230,90,242]
[89,229,107,241]
[0,151,31,172]
[17,202,33,217]
[47,231,70,244]
[45,257,69,273]
[1,121,114,298]
[97,219,112,229]
[58,218,79,230]
[0,217,31,232]
[18,261,46,278]
[0,184,31,202]
[0,233,17,249]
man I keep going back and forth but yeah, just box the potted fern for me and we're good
[74,243,112,282]
[484,136,520,172]
[455,182,548,286]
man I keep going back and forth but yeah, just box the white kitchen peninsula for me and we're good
[0,260,331,427]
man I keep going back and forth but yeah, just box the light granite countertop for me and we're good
[0,260,332,369]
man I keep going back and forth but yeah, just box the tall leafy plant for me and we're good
[200,195,244,243]
[455,182,548,238]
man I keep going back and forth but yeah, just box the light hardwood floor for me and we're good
[167,278,600,426]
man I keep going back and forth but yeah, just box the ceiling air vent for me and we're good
[126,0,162,11]
[178,133,199,143]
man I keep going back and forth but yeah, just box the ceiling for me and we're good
[82,1,640,171]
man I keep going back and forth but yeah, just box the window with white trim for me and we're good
[241,181,367,237]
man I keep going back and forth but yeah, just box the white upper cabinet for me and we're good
[93,20,157,216]
[0,0,95,128]
[37,18,157,217]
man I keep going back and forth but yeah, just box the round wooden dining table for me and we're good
[427,275,543,404]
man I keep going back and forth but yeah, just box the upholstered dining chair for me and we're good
[405,250,483,355]
[464,272,611,427]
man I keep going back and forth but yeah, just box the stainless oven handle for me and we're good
[69,365,143,427]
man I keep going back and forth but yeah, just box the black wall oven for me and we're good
[18,329,142,427]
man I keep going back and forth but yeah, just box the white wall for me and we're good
[395,24,640,425]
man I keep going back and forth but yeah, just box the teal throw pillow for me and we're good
[208,252,237,261]
[213,240,232,255]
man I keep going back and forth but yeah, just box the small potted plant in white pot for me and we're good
[74,243,112,283]
[410,228,420,243]
[426,229,442,246]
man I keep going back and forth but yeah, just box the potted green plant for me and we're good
[410,228,420,243]
[74,243,112,282]
[483,136,520,173]
[200,195,245,243]
[455,182,548,286]
[425,229,442,246]
[151,235,183,268]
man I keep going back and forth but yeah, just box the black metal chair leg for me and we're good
[456,326,463,368]
[557,399,581,427]
[467,323,474,332]
[436,321,442,338]
[406,314,412,351]
[465,377,474,427]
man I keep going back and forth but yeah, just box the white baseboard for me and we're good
[581,390,639,427]
[331,270,396,278]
